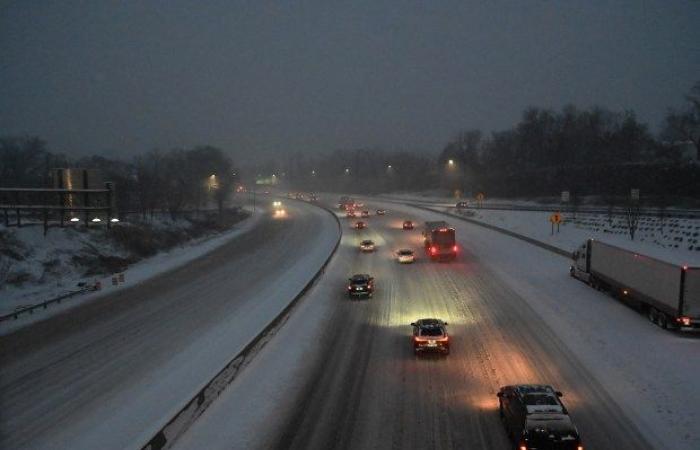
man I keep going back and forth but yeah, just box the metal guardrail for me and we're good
[0,287,93,322]
[141,198,343,450]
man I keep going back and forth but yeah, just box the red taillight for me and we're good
[430,246,437,254]
[677,316,691,326]
[452,245,458,252]
[437,336,449,342]
[347,286,352,290]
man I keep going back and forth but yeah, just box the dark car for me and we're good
[456,201,468,209]
[347,274,374,298]
[376,209,386,215]
[402,220,414,230]
[411,319,449,355]
[497,385,583,450]
[361,210,370,218]
[355,221,366,229]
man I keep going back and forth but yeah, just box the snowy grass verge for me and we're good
[0,207,261,335]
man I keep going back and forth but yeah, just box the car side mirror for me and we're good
[555,391,563,397]
[410,322,416,326]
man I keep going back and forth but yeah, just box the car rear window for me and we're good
[419,327,443,336]
[523,394,558,406]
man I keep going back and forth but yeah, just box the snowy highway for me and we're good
[0,200,339,450]
[176,199,700,450]
[269,201,653,450]
[3,198,698,450]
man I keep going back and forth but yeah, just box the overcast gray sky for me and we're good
[1,1,699,162]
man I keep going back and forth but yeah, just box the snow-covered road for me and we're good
[174,199,698,450]
[0,200,339,450]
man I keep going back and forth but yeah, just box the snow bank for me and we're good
[0,207,261,334]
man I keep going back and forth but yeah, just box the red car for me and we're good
[411,319,450,355]
[355,221,366,229]
[402,220,414,230]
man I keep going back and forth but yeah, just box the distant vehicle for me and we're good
[360,210,370,218]
[396,249,415,264]
[422,221,457,261]
[346,210,356,218]
[347,274,374,298]
[411,319,449,355]
[571,239,700,330]
[360,240,376,252]
[402,220,414,230]
[309,194,318,202]
[497,385,583,450]
[376,209,386,215]
[272,200,282,209]
[263,190,270,195]
[456,201,468,209]
[355,201,364,208]
[338,196,354,210]
[354,221,366,229]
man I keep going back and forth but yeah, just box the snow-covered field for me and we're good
[448,208,700,265]
[0,206,261,332]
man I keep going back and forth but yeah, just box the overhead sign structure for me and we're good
[475,192,485,208]
[631,188,640,202]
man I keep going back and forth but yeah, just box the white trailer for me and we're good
[571,239,700,330]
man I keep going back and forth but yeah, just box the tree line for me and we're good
[438,81,700,200]
[0,139,237,219]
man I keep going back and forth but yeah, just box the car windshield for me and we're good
[399,250,413,255]
[362,241,373,245]
[351,276,368,283]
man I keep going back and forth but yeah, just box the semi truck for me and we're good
[570,239,700,330]
[422,221,457,261]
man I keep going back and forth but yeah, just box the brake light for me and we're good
[430,246,437,254]
[452,245,458,252]
[519,444,527,450]
[677,316,691,326]
[437,336,449,342]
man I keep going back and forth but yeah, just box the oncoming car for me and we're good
[411,319,449,355]
[347,274,374,298]
[497,385,584,450]
[360,240,376,252]
[456,201,468,209]
[376,209,386,215]
[402,220,414,230]
[354,221,366,229]
[396,249,415,263]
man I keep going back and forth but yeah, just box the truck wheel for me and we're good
[647,308,658,324]
[658,314,668,329]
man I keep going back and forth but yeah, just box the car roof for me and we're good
[398,248,413,253]
[351,274,370,280]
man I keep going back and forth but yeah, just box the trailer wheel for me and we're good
[658,313,668,329]
[647,308,658,324]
